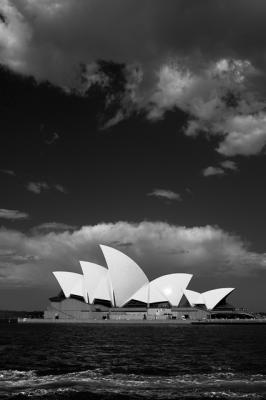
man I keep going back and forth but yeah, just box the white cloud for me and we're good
[0,0,32,71]
[26,181,49,194]
[202,160,238,177]
[0,221,265,289]
[220,160,238,171]
[148,189,182,202]
[0,208,28,220]
[148,58,239,122]
[217,114,266,156]
[147,63,196,120]
[26,181,67,194]
[148,58,266,157]
[202,166,225,177]
[54,184,67,194]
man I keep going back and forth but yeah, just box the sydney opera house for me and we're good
[44,245,250,321]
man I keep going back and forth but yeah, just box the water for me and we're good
[1,323,266,399]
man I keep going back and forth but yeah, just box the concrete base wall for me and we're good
[44,299,209,321]
[44,298,109,320]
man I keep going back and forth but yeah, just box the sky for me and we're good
[1,0,266,311]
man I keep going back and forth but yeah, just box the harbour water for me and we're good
[1,323,266,399]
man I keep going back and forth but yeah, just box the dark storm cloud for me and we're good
[1,0,266,155]
[1,0,266,85]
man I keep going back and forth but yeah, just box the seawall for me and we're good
[17,318,266,325]
[18,318,192,324]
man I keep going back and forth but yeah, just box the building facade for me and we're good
[44,244,250,321]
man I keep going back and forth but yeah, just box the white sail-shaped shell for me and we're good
[79,261,107,304]
[127,283,167,305]
[52,247,235,312]
[92,273,113,304]
[202,288,235,310]
[70,276,87,302]
[127,283,149,304]
[100,245,149,307]
[148,283,169,304]
[150,273,193,306]
[184,289,204,307]
[53,271,84,299]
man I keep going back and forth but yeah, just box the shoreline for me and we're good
[17,318,266,325]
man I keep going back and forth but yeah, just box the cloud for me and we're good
[0,221,266,290]
[202,167,225,177]
[148,189,182,202]
[0,208,28,220]
[54,184,67,194]
[26,181,67,194]
[1,1,266,156]
[0,0,31,71]
[202,161,238,177]
[78,60,143,129]
[217,114,266,156]
[220,160,238,171]
[147,62,197,120]
[82,57,266,157]
[0,169,15,176]
[148,58,266,157]
[33,222,77,232]
[44,132,59,145]
[26,181,49,194]
[1,1,266,85]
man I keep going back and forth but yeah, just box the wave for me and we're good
[1,369,266,399]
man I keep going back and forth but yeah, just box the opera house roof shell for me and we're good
[53,245,235,310]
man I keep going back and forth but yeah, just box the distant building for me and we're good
[44,245,250,321]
